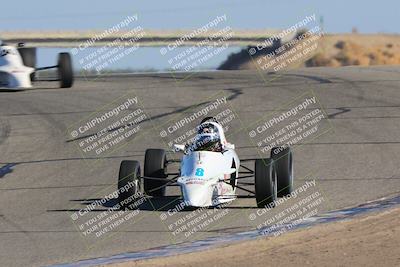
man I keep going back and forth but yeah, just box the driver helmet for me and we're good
[193,123,221,151]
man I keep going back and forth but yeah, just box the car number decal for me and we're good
[195,168,204,176]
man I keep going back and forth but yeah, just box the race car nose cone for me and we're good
[181,184,213,207]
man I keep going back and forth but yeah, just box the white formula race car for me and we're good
[117,117,294,208]
[0,42,73,89]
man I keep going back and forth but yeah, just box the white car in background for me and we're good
[117,117,294,208]
[0,42,73,89]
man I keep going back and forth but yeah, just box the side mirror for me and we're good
[173,144,185,152]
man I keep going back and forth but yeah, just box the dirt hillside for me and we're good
[219,34,400,70]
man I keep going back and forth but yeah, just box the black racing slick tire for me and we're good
[58,52,73,88]
[118,160,141,209]
[271,146,293,197]
[144,149,168,197]
[255,158,277,208]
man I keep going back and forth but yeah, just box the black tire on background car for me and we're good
[58,52,73,88]
[118,160,141,209]
[271,146,293,197]
[255,158,277,208]
[144,149,168,197]
[17,47,36,81]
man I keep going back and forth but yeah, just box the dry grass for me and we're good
[219,34,400,70]
[307,34,400,67]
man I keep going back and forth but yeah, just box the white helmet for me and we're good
[193,122,221,151]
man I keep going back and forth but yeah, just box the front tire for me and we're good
[58,53,73,88]
[255,158,277,208]
[271,146,293,197]
[144,149,168,197]
[118,160,140,209]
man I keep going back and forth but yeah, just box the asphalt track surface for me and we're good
[0,66,400,266]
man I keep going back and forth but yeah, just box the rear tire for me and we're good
[271,146,293,197]
[144,149,168,197]
[17,47,36,81]
[255,158,277,208]
[58,53,73,88]
[118,160,140,210]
